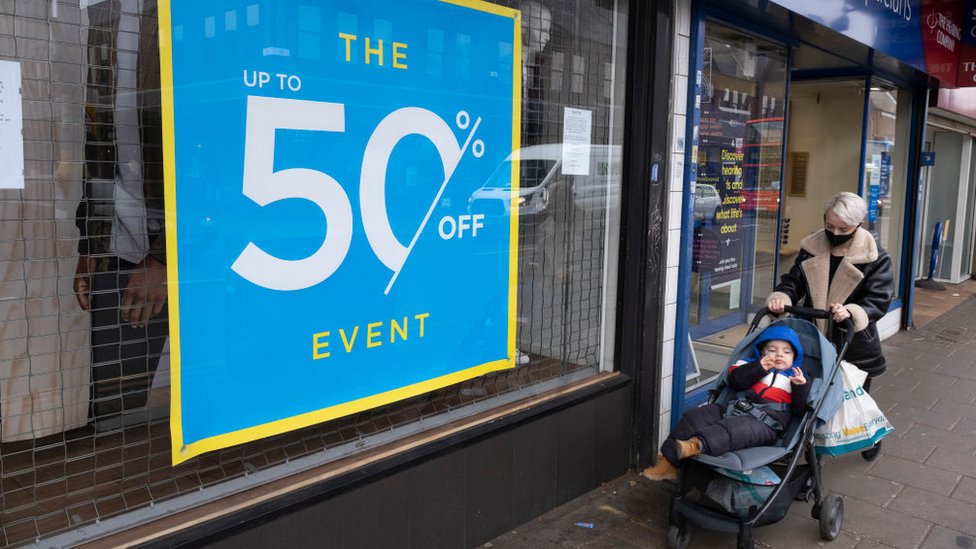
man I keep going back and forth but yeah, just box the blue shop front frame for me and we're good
[672,1,924,424]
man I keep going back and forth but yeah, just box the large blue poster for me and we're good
[160,0,521,463]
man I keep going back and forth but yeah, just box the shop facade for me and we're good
[6,0,976,546]
[0,1,676,547]
[659,0,974,434]
[917,88,976,286]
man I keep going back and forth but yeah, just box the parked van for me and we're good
[467,144,622,222]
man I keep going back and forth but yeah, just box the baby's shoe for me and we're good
[641,454,678,481]
[676,436,703,460]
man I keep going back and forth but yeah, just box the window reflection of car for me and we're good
[694,183,721,222]
[467,144,621,222]
[467,146,558,220]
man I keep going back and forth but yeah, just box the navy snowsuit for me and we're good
[661,327,811,464]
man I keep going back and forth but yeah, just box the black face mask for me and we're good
[824,228,857,247]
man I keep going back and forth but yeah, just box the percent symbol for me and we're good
[384,110,484,295]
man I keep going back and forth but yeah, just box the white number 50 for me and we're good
[231,96,353,291]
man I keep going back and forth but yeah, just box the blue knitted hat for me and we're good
[752,325,804,370]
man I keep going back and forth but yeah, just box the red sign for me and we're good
[921,0,965,85]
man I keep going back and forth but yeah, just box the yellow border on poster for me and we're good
[159,0,522,465]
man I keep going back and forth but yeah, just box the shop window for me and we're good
[0,0,628,544]
[686,23,787,390]
[865,82,910,296]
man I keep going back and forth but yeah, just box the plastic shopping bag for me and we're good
[814,361,893,455]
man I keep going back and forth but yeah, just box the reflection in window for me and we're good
[866,83,910,296]
[687,23,787,391]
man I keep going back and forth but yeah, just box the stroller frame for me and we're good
[666,306,855,549]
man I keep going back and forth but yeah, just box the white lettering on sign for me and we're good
[937,12,962,40]
[936,30,957,52]
[243,70,302,91]
[231,96,487,294]
[926,11,962,53]
[865,0,912,22]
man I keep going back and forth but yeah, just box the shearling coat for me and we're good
[768,228,894,376]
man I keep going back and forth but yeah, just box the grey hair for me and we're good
[824,192,867,226]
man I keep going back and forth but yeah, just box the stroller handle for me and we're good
[751,306,856,354]
[782,305,830,319]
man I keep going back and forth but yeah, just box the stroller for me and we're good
[666,306,852,549]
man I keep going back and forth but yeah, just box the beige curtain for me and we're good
[0,24,92,442]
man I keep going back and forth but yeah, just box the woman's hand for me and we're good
[120,255,168,328]
[73,255,96,310]
[790,367,807,385]
[767,297,786,314]
[830,303,851,323]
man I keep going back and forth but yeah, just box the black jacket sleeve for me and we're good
[853,251,894,323]
[728,360,767,391]
[790,380,812,416]
[773,250,811,304]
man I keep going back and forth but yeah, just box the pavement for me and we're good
[487,296,976,549]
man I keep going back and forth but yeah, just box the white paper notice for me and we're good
[562,107,592,176]
[0,60,25,190]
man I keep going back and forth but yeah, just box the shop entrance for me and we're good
[915,127,976,284]
[686,78,865,391]
[778,79,864,275]
[686,52,912,395]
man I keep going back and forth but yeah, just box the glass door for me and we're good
[686,23,788,390]
[865,81,911,296]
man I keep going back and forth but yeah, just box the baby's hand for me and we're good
[790,367,807,385]
[760,356,776,371]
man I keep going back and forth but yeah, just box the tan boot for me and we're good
[676,436,703,460]
[641,454,678,481]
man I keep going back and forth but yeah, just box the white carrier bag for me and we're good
[814,360,893,455]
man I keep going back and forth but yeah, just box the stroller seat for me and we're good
[693,317,843,472]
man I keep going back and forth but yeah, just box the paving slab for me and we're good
[924,447,976,478]
[884,402,961,431]
[952,476,976,506]
[902,422,976,455]
[836,496,930,549]
[870,429,934,463]
[919,525,976,549]
[865,455,961,496]
[887,486,976,536]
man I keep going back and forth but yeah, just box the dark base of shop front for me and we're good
[143,380,632,549]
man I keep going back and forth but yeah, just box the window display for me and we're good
[0,0,627,543]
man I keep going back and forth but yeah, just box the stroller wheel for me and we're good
[667,525,690,549]
[861,440,882,461]
[818,494,844,540]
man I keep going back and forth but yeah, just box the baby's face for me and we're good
[762,339,795,371]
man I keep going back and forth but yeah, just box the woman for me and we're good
[767,192,893,459]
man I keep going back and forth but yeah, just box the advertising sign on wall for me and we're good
[160,0,521,463]
[695,105,746,284]
[769,0,976,87]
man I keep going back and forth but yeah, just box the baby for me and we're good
[643,325,809,481]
